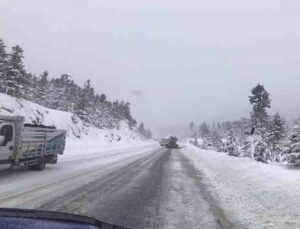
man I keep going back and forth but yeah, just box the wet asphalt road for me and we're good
[39,148,236,229]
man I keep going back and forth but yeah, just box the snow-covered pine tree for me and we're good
[286,119,300,167]
[199,122,210,138]
[254,140,269,163]
[34,71,49,105]
[5,45,26,98]
[234,118,252,146]
[267,113,286,162]
[138,123,146,137]
[110,100,122,127]
[222,129,239,156]
[189,121,200,146]
[92,94,111,128]
[0,38,8,93]
[249,84,271,163]
[73,79,94,126]
[24,73,38,101]
[99,93,107,103]
[198,122,209,149]
[211,131,222,152]
[250,84,271,135]
[48,74,74,111]
[240,138,252,157]
[48,77,65,110]
[120,102,136,129]
[189,121,195,137]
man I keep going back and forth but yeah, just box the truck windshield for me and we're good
[0,125,13,146]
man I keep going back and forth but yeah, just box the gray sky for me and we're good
[1,0,300,130]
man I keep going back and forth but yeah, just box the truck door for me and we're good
[0,123,14,161]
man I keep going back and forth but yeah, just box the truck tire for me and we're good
[28,160,46,171]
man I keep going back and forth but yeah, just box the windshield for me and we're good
[0,1,300,228]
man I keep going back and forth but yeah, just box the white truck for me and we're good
[0,115,66,170]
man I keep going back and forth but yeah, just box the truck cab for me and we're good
[0,121,15,163]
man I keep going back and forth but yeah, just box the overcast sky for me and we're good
[1,0,300,130]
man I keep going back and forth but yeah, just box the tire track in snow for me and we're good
[178,151,237,229]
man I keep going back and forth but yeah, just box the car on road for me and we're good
[160,136,179,149]
[159,138,169,146]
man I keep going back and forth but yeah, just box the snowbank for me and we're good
[182,144,300,229]
[0,93,147,145]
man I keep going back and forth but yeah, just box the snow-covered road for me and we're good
[2,142,298,228]
[0,144,235,229]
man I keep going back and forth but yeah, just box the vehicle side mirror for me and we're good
[0,136,5,145]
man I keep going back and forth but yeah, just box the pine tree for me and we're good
[249,84,271,162]
[240,138,252,158]
[249,84,271,136]
[199,122,210,138]
[222,129,239,156]
[267,113,286,161]
[254,140,269,163]
[211,131,222,151]
[286,120,300,167]
[189,121,200,146]
[138,123,146,137]
[73,79,94,125]
[189,121,195,136]
[232,118,251,146]
[5,45,26,97]
[0,38,8,93]
[25,73,38,101]
[35,71,49,105]
[48,77,66,110]
[99,94,107,103]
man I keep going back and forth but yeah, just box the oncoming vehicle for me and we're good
[165,136,179,149]
[0,115,66,171]
[159,138,169,146]
[160,136,179,149]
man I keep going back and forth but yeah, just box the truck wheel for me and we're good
[28,160,46,171]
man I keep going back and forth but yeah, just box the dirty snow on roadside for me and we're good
[181,144,300,229]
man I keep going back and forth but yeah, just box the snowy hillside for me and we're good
[0,93,145,145]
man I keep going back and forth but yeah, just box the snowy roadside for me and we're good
[62,136,157,160]
[181,144,300,229]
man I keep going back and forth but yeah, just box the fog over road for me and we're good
[0,145,235,229]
